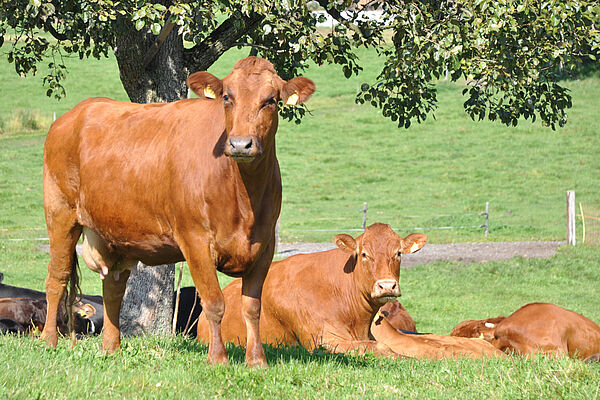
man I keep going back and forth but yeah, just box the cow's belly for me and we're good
[81,225,184,269]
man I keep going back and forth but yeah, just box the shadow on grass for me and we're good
[172,336,376,367]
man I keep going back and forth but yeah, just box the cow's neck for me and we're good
[233,148,279,207]
[338,257,383,340]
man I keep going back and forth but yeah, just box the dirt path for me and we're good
[49,240,566,268]
[276,241,566,267]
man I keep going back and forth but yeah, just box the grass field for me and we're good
[1,47,599,243]
[1,47,600,398]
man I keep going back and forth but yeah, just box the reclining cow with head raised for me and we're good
[197,223,503,359]
[41,56,315,367]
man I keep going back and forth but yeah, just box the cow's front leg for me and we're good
[102,268,131,352]
[241,253,271,367]
[182,240,228,365]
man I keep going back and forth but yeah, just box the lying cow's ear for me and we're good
[401,233,428,254]
[187,72,223,100]
[281,77,316,105]
[334,234,357,253]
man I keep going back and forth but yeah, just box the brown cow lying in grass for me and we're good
[451,302,600,361]
[197,223,503,359]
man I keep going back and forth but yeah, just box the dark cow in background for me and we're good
[0,318,26,334]
[42,56,314,366]
[451,303,600,361]
[173,287,203,336]
[0,273,101,335]
[1,272,201,337]
[197,223,502,359]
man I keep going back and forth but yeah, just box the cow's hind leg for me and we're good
[41,177,82,347]
[102,267,131,352]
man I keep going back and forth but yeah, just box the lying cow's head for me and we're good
[187,57,315,162]
[334,223,427,305]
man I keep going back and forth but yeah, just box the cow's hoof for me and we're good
[246,356,268,368]
[102,340,121,354]
[40,331,58,348]
[207,353,229,366]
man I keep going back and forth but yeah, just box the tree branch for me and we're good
[315,0,362,36]
[183,11,264,72]
[44,20,68,41]
[144,19,176,69]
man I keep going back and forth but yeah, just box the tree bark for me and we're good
[120,263,175,336]
[113,20,188,103]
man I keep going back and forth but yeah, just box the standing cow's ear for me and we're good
[400,233,428,254]
[187,72,224,100]
[334,234,357,254]
[281,77,316,105]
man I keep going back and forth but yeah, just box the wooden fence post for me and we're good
[361,202,368,230]
[567,190,576,245]
[480,202,490,237]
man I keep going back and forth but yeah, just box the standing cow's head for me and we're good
[334,223,427,305]
[186,57,315,162]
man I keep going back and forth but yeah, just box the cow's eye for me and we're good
[262,98,276,108]
[223,95,229,102]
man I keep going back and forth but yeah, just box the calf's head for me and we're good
[187,57,315,162]
[334,223,427,305]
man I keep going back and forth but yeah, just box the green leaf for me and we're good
[151,23,161,35]
[135,19,145,31]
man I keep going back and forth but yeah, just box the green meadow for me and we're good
[1,46,600,398]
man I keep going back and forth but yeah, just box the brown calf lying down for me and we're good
[370,312,503,359]
[451,303,600,360]
[379,300,417,332]
[197,223,503,359]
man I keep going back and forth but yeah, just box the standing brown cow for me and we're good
[41,57,315,367]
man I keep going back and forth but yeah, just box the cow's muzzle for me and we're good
[225,135,261,161]
[371,279,401,303]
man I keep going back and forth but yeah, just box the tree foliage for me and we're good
[1,0,599,128]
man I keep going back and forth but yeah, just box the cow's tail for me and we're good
[64,249,82,347]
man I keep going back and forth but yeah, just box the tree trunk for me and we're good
[120,263,175,336]
[113,21,188,103]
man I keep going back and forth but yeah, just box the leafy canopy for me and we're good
[1,0,599,129]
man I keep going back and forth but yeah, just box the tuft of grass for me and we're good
[0,108,52,134]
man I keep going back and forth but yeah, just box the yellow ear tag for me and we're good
[203,86,216,99]
[409,242,420,253]
[285,92,299,105]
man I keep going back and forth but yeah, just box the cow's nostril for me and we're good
[244,140,253,149]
